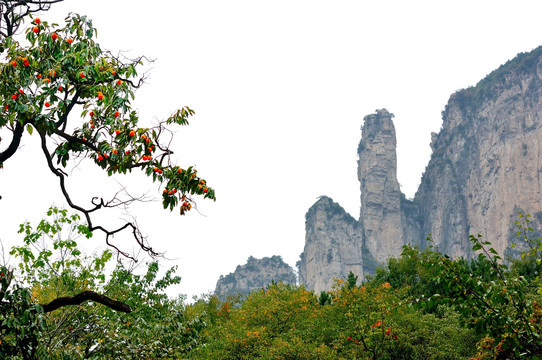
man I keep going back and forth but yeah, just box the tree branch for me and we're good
[40,290,131,313]
[0,121,24,164]
[52,127,149,172]
[55,88,80,131]
[39,129,159,259]
[0,0,64,37]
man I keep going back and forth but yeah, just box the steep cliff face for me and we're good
[296,111,419,291]
[215,255,296,298]
[358,109,417,262]
[415,47,542,257]
[297,46,542,292]
[298,196,363,294]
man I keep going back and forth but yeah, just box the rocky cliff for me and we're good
[297,196,364,294]
[416,47,542,258]
[358,109,413,262]
[298,46,542,291]
[215,255,296,298]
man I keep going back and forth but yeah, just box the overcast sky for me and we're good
[2,1,542,299]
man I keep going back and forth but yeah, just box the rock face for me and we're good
[298,46,542,291]
[358,109,409,262]
[215,255,296,298]
[297,197,364,294]
[416,47,542,257]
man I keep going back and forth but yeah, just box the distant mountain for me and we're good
[298,46,542,293]
[215,255,296,298]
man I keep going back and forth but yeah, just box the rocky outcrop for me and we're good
[358,109,412,262]
[297,197,364,294]
[298,112,420,290]
[298,46,542,292]
[215,256,296,298]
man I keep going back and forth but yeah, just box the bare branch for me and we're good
[38,130,160,259]
[114,53,154,89]
[90,185,151,211]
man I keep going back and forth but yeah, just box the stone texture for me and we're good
[358,109,410,262]
[298,196,363,294]
[215,255,296,298]
[415,47,542,257]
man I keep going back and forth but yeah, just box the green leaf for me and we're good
[26,124,33,135]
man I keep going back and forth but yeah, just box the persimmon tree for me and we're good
[0,13,215,258]
[0,11,216,356]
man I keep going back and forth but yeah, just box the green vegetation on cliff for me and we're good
[447,46,542,115]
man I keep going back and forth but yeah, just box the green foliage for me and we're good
[190,283,322,359]
[318,290,332,306]
[2,207,205,359]
[187,212,542,359]
[449,46,542,116]
[10,206,94,285]
[370,244,445,311]
[10,209,542,359]
[57,261,204,359]
[0,13,214,215]
[188,279,476,360]
[1,8,218,360]
[346,270,358,289]
[0,272,47,360]
[417,229,542,358]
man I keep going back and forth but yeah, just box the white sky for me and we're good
[2,0,542,299]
